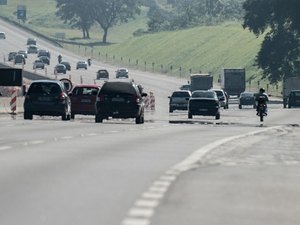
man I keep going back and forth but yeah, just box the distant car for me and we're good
[76,61,88,70]
[8,52,17,61]
[33,59,45,70]
[188,90,220,120]
[212,89,229,109]
[14,54,26,65]
[288,90,300,108]
[54,64,67,74]
[116,68,129,78]
[60,61,71,71]
[69,84,101,119]
[179,84,191,91]
[95,81,147,124]
[96,69,109,80]
[0,32,6,39]
[39,56,50,65]
[27,45,38,54]
[37,49,51,58]
[27,38,36,45]
[168,90,191,113]
[18,50,27,58]
[23,80,71,120]
[238,92,256,109]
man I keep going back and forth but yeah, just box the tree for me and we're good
[56,0,94,39]
[243,0,300,83]
[147,0,244,31]
[90,0,141,43]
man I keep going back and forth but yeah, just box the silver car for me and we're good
[168,90,191,113]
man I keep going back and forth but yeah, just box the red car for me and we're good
[69,84,101,119]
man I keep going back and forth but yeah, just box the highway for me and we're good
[1,19,300,225]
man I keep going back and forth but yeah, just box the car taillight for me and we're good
[59,92,66,101]
[97,94,105,102]
[25,95,31,100]
[132,95,140,103]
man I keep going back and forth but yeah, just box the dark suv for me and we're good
[288,90,300,108]
[95,81,147,124]
[24,80,71,120]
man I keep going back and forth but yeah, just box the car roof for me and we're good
[73,84,101,88]
[173,90,191,93]
[31,80,60,84]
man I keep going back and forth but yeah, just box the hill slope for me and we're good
[77,23,264,81]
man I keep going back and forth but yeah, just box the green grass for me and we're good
[1,0,279,94]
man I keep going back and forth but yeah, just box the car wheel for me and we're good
[62,111,69,121]
[169,108,173,113]
[24,111,32,120]
[141,115,144,124]
[216,113,220,120]
[288,104,291,108]
[238,104,242,109]
[188,112,192,119]
[95,114,103,123]
[135,114,142,124]
[71,113,75,119]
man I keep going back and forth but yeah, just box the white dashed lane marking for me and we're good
[121,126,285,225]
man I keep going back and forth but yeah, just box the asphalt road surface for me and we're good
[1,19,300,225]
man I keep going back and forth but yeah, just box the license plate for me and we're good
[112,97,124,102]
[199,108,208,111]
[81,99,91,103]
[38,97,51,101]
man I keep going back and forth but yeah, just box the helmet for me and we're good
[259,88,265,93]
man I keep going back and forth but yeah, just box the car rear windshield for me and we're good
[100,82,138,95]
[172,92,190,97]
[73,87,98,95]
[241,93,254,97]
[291,91,300,97]
[192,91,215,98]
[28,83,61,95]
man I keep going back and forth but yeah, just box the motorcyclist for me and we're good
[256,88,269,115]
[58,54,62,63]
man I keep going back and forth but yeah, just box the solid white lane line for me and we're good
[29,140,45,145]
[0,146,12,151]
[60,136,73,140]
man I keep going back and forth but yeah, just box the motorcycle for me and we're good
[257,103,267,122]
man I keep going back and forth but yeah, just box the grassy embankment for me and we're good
[0,0,280,94]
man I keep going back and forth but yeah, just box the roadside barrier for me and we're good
[10,88,17,114]
[144,95,150,109]
[149,92,155,111]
